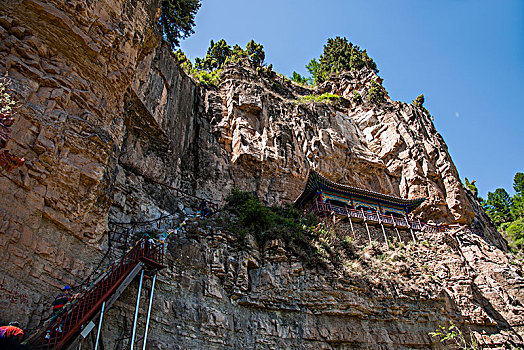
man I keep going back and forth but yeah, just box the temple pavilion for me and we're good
[294,171,426,230]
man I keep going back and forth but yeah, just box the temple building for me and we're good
[294,171,430,243]
[295,171,425,216]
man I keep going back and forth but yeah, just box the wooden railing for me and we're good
[308,200,454,234]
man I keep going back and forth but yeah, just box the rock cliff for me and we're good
[0,0,521,348]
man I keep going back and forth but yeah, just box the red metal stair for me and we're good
[30,238,165,350]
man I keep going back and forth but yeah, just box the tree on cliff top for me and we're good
[307,36,379,85]
[160,0,201,49]
[195,39,232,71]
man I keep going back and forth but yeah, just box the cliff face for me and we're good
[0,1,522,348]
[0,0,160,324]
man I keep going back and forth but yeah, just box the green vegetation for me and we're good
[303,36,378,85]
[160,0,201,49]
[481,172,524,251]
[223,189,361,267]
[174,49,221,86]
[413,94,425,108]
[429,322,478,349]
[225,189,312,243]
[291,71,308,85]
[352,91,362,104]
[297,93,340,104]
[195,39,231,71]
[0,75,16,117]
[305,58,320,85]
[412,93,432,117]
[175,39,265,86]
[246,40,265,67]
[367,79,386,105]
[465,177,479,198]
[224,189,317,252]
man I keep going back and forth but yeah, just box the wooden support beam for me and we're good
[380,223,389,249]
[410,228,417,244]
[364,221,372,246]
[348,213,355,239]
[395,227,402,243]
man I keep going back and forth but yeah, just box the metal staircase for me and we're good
[30,239,165,350]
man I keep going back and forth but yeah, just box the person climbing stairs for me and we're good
[28,238,165,350]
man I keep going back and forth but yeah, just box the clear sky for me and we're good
[180,0,524,198]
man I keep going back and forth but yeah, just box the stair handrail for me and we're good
[31,238,164,349]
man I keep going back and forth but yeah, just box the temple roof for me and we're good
[294,171,426,212]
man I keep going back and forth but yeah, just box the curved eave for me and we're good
[294,171,426,213]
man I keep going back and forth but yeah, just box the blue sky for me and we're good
[180,0,524,198]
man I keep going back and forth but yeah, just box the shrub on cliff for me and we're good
[352,91,362,104]
[367,79,386,105]
[412,93,432,116]
[180,39,265,86]
[291,71,308,85]
[298,93,340,104]
[224,189,319,253]
[464,177,478,198]
[160,0,201,49]
[506,218,524,250]
[174,49,193,72]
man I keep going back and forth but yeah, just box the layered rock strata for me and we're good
[0,0,521,348]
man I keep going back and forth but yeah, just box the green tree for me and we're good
[413,94,425,108]
[484,188,513,227]
[195,39,232,71]
[361,49,378,72]
[246,40,265,67]
[367,79,386,105]
[306,58,321,85]
[310,36,379,84]
[232,44,247,58]
[318,36,353,81]
[291,71,308,85]
[174,49,193,73]
[514,172,524,195]
[506,217,524,250]
[160,0,201,50]
[511,172,524,220]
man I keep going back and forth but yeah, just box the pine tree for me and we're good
[195,39,232,71]
[246,40,265,67]
[291,72,308,85]
[511,173,524,220]
[160,0,201,50]
[308,37,379,85]
[484,188,513,227]
[306,58,321,85]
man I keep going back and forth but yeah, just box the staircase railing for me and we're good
[31,238,164,350]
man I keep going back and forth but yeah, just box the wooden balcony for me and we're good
[308,200,445,233]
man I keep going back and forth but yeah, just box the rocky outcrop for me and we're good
[96,213,524,349]
[0,0,521,348]
[0,0,160,324]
